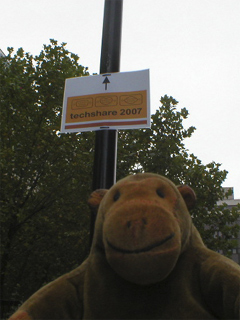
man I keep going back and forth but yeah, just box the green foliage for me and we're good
[1,41,239,313]
[199,203,240,256]
[117,96,196,179]
[0,40,94,303]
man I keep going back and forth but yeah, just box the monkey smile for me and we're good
[107,233,175,254]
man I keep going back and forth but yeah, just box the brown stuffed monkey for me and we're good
[9,173,240,319]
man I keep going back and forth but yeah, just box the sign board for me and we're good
[61,69,150,132]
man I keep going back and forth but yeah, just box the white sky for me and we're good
[1,0,240,198]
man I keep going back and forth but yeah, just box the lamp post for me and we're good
[90,0,123,243]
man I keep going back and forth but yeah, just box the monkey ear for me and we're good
[88,189,108,214]
[177,185,196,210]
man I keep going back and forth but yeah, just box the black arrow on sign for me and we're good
[103,76,110,90]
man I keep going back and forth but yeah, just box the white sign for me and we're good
[61,69,150,132]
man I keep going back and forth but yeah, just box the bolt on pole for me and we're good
[90,0,123,243]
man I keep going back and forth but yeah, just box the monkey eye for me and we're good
[156,189,165,198]
[113,191,121,202]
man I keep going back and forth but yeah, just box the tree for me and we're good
[1,41,239,313]
[0,40,95,303]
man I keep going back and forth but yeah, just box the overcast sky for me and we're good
[1,0,240,198]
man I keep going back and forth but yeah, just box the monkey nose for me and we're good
[126,218,147,229]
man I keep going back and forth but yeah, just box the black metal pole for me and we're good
[90,0,123,243]
[99,0,123,76]
[92,0,123,190]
